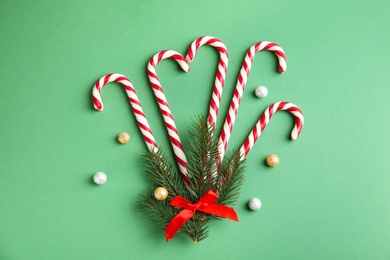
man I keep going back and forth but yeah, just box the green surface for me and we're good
[1,0,389,259]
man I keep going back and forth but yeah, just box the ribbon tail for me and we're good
[202,204,239,222]
[165,209,195,241]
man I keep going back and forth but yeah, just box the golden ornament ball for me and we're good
[266,154,280,167]
[154,187,168,201]
[117,132,130,144]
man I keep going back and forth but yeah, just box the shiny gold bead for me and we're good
[117,132,130,144]
[154,187,168,201]
[266,154,280,167]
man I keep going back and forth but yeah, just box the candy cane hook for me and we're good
[219,41,287,161]
[92,73,158,152]
[238,101,303,160]
[186,36,228,129]
[147,50,190,180]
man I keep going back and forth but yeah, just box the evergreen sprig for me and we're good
[141,149,189,200]
[186,115,221,199]
[216,152,245,206]
[138,115,245,243]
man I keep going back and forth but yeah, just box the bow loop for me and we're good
[170,196,194,209]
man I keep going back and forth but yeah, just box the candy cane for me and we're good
[147,50,190,180]
[219,41,287,160]
[186,36,228,129]
[238,101,304,160]
[92,73,158,152]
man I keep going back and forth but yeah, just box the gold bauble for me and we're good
[266,154,280,167]
[154,187,168,201]
[117,132,130,144]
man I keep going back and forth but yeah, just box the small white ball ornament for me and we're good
[93,171,107,185]
[255,86,268,98]
[248,198,262,211]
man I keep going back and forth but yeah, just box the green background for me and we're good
[1,0,389,259]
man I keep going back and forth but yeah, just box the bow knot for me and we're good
[165,189,238,241]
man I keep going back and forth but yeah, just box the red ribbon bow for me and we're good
[165,189,239,241]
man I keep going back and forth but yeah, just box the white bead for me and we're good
[248,198,262,211]
[93,171,107,185]
[255,86,268,98]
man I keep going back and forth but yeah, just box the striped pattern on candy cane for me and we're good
[147,50,190,181]
[219,41,287,160]
[92,73,158,152]
[238,101,304,160]
[186,36,228,128]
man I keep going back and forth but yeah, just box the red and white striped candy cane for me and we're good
[238,101,304,160]
[147,50,190,180]
[186,36,228,129]
[92,73,158,152]
[219,41,287,160]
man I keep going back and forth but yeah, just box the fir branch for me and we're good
[142,149,188,200]
[216,152,245,206]
[138,115,245,243]
[186,115,220,199]
[138,188,176,229]
[183,213,209,243]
